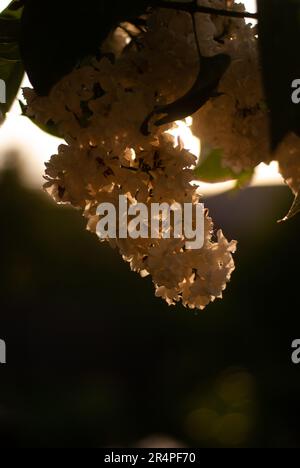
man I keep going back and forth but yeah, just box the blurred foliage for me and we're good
[1,156,300,448]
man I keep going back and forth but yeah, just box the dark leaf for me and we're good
[279,190,300,222]
[0,17,20,42]
[19,0,154,95]
[0,1,24,122]
[18,100,61,138]
[0,58,23,115]
[257,0,300,150]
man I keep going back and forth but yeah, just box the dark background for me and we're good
[1,156,300,448]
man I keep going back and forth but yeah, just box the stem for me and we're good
[156,1,258,20]
[191,11,201,58]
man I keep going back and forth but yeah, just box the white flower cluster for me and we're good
[23,4,242,310]
[41,133,237,310]
[191,0,271,172]
[191,0,300,193]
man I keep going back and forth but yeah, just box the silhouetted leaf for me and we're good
[257,0,300,150]
[0,57,23,115]
[0,0,22,40]
[18,100,61,138]
[279,190,300,222]
[19,0,155,95]
[0,0,24,122]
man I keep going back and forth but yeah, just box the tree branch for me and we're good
[156,1,258,20]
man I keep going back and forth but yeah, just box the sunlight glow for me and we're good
[168,118,201,158]
[243,0,257,26]
[0,76,63,186]
[0,0,12,14]
[168,116,283,195]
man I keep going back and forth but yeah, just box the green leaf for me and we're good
[0,47,23,117]
[0,41,20,61]
[0,1,23,20]
[18,100,62,139]
[0,17,20,42]
[194,148,254,187]
[25,116,62,139]
[233,169,254,190]
[0,0,24,122]
[0,0,22,41]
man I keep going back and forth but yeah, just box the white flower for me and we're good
[24,4,239,310]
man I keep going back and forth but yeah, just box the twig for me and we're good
[156,1,258,20]
[191,9,202,58]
